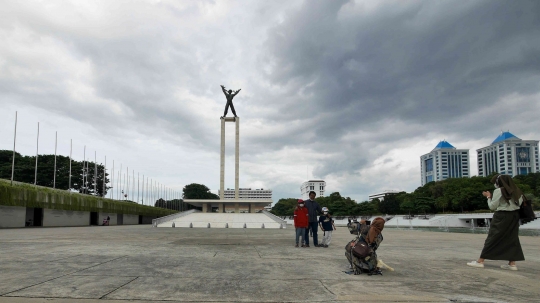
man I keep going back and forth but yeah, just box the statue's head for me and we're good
[228,89,232,94]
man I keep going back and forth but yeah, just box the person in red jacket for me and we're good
[294,199,309,247]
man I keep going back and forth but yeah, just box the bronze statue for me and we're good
[220,85,241,118]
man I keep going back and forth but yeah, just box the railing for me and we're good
[152,209,200,227]
[262,210,287,228]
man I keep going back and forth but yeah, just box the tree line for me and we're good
[0,150,109,196]
[271,173,540,216]
[0,150,225,213]
[154,183,219,211]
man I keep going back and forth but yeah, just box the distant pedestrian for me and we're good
[293,199,309,247]
[467,174,525,270]
[318,207,336,247]
[303,191,323,248]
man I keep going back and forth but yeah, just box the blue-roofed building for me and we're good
[420,140,470,185]
[477,132,539,177]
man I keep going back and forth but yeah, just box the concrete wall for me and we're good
[43,209,90,227]
[141,216,155,224]
[99,213,117,225]
[0,205,26,228]
[123,214,139,225]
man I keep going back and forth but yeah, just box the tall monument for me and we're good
[184,85,272,213]
[219,85,241,200]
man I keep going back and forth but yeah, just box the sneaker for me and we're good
[324,245,328,248]
[305,245,310,248]
[301,244,305,247]
[295,244,299,248]
[467,261,484,268]
[500,264,518,271]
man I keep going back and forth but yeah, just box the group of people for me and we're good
[293,191,336,247]
[292,173,528,275]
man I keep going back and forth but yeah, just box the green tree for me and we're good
[378,193,403,214]
[0,150,110,197]
[270,198,298,216]
[182,183,219,199]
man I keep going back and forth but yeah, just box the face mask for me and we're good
[299,204,304,207]
[324,212,328,214]
[494,183,499,188]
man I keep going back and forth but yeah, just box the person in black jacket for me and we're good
[303,191,323,247]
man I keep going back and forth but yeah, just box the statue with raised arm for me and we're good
[220,85,241,118]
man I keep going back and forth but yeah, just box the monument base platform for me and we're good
[184,199,272,213]
[155,211,286,229]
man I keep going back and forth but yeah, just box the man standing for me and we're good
[303,191,322,248]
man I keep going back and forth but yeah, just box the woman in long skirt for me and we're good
[467,174,524,270]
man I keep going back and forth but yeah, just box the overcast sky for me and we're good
[1,0,539,204]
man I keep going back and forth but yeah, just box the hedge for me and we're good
[0,179,176,217]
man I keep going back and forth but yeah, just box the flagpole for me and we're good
[111,160,114,199]
[53,131,57,189]
[103,156,107,197]
[126,167,129,200]
[132,170,135,202]
[83,146,86,193]
[118,164,122,200]
[69,139,72,191]
[117,169,121,200]
[34,122,39,186]
[11,111,17,186]
[94,151,97,195]
[137,172,140,204]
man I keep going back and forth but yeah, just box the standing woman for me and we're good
[467,174,524,270]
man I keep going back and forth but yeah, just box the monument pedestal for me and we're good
[184,199,272,213]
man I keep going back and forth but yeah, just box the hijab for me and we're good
[490,174,523,205]
[366,217,385,244]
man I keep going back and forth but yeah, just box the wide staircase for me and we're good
[520,212,540,229]
[153,210,286,229]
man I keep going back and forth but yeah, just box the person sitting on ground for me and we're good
[467,174,525,271]
[293,199,309,247]
[318,207,336,248]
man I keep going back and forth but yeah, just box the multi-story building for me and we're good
[368,190,403,201]
[420,140,470,185]
[300,180,326,200]
[219,188,272,199]
[477,132,539,177]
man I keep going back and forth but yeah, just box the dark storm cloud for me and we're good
[263,0,540,123]
[255,0,540,176]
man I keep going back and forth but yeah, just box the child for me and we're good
[318,207,336,247]
[293,199,309,247]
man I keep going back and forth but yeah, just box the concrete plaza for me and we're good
[0,225,539,303]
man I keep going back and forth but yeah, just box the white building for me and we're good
[300,180,326,200]
[420,140,470,186]
[477,132,539,177]
[368,190,403,201]
[219,188,272,200]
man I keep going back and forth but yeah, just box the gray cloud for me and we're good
[1,0,539,202]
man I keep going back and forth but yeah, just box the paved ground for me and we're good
[0,225,539,303]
